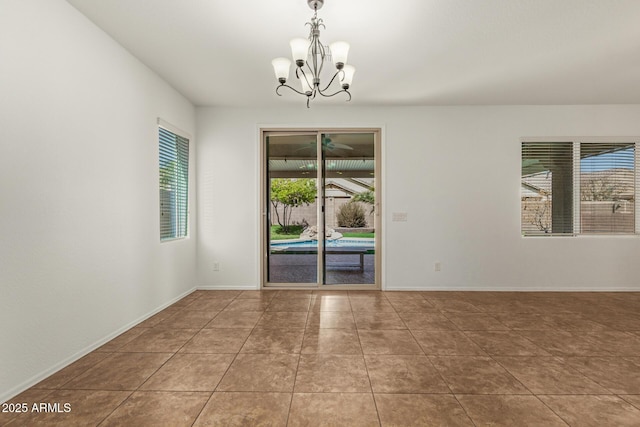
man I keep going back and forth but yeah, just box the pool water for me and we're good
[271,238,374,249]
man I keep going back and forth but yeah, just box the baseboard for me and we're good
[194,283,640,292]
[1,287,197,404]
[385,284,640,292]
[197,284,259,290]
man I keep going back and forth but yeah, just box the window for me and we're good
[522,140,636,236]
[159,124,189,240]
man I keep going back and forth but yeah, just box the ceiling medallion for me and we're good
[271,0,355,108]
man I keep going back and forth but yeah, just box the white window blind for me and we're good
[580,143,635,234]
[522,140,637,236]
[159,126,189,240]
[521,142,574,235]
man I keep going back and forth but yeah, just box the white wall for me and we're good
[0,0,196,401]
[197,105,640,291]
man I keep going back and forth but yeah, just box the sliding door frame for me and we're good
[259,127,382,290]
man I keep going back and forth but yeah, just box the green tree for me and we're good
[353,188,375,214]
[270,178,317,232]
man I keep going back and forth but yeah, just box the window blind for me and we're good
[521,142,573,235]
[159,126,189,240]
[580,143,635,234]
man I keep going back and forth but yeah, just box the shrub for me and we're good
[337,202,367,227]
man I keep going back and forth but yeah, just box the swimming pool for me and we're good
[271,238,374,249]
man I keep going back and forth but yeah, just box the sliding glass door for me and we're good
[263,129,379,288]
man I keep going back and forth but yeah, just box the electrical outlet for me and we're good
[434,262,441,272]
[213,262,220,271]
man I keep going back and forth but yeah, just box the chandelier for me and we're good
[271,0,355,108]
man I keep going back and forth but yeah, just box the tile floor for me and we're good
[3,290,640,426]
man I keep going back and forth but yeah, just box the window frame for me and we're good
[158,118,191,242]
[521,136,640,237]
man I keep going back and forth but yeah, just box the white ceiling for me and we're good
[66,0,640,107]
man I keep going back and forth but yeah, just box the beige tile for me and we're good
[97,327,149,352]
[100,391,209,427]
[275,290,313,299]
[375,394,473,427]
[205,310,263,329]
[193,392,291,426]
[585,313,640,331]
[33,352,112,389]
[288,393,379,427]
[140,353,234,391]
[349,295,395,312]
[155,310,218,329]
[306,311,356,329]
[12,291,640,425]
[222,298,271,311]
[430,356,529,394]
[137,307,182,328]
[267,298,311,312]
[384,291,426,301]
[398,312,458,330]
[426,298,482,313]
[179,328,252,353]
[295,354,370,392]
[301,329,362,354]
[255,311,308,329]
[539,395,640,427]
[464,331,552,356]
[495,356,610,394]
[358,330,423,355]
[412,330,486,356]
[349,298,395,312]
[349,290,385,297]
[354,311,406,329]
[197,290,242,299]
[65,352,172,390]
[309,295,352,312]
[312,290,349,296]
[577,330,640,356]
[492,313,557,330]
[236,290,277,300]
[563,356,640,393]
[620,394,640,409]
[172,293,200,308]
[365,355,449,393]
[187,298,234,312]
[241,328,305,354]
[518,330,611,356]
[217,354,298,392]
[444,313,509,330]
[457,395,567,427]
[542,314,613,331]
[3,389,131,427]
[388,298,438,313]
[119,328,198,352]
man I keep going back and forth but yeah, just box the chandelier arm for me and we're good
[317,88,352,102]
[275,83,310,97]
[318,69,343,92]
[297,67,314,94]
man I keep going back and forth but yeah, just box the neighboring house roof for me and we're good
[325,178,372,197]
[522,171,552,198]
